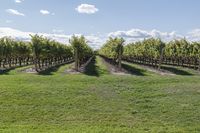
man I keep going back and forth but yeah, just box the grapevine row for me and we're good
[0,35,93,72]
[99,37,200,71]
[99,37,124,70]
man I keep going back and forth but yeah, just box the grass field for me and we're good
[0,56,200,132]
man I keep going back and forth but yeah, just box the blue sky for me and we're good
[0,0,200,48]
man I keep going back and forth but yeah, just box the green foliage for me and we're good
[123,37,200,61]
[0,37,31,59]
[123,38,200,69]
[124,38,165,59]
[31,35,73,60]
[70,35,93,60]
[99,37,125,60]
[165,39,200,58]
[70,35,93,68]
[0,35,73,70]
[0,37,32,67]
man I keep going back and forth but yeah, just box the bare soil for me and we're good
[64,57,93,74]
[100,57,130,75]
[137,64,175,76]
[21,67,38,74]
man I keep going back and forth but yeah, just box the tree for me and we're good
[31,34,73,71]
[30,34,43,71]
[158,39,165,70]
[99,37,125,71]
[123,38,165,69]
[115,37,125,70]
[70,35,93,71]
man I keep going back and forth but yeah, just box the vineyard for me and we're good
[0,35,93,73]
[1,36,200,132]
[99,37,200,72]
[1,35,200,74]
[1,0,200,132]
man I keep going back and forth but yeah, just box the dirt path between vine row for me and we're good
[64,57,93,74]
[99,57,131,76]
[137,64,175,76]
[22,60,74,74]
[21,67,37,74]
[101,56,176,76]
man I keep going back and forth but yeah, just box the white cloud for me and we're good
[40,10,50,15]
[6,9,25,16]
[0,27,70,43]
[108,29,183,43]
[76,4,99,14]
[15,0,24,3]
[0,27,31,41]
[187,29,200,42]
[1,27,199,49]
[0,27,103,49]
[40,10,55,15]
[86,35,106,49]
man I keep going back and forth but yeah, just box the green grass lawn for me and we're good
[0,57,200,132]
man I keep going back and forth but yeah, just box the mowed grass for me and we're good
[0,57,200,132]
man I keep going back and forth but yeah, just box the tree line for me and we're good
[99,37,200,71]
[0,35,93,72]
[0,37,32,69]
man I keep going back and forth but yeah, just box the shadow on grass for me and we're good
[84,57,100,77]
[122,63,146,76]
[0,66,26,75]
[38,61,73,75]
[123,59,194,76]
[161,66,193,76]
[0,68,16,75]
